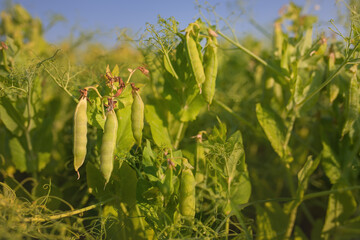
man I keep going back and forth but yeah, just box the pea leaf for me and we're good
[255,202,288,240]
[87,97,105,130]
[256,103,291,161]
[115,104,135,152]
[111,64,119,77]
[227,131,251,205]
[38,152,51,171]
[321,140,341,184]
[142,140,156,167]
[0,97,24,136]
[179,93,206,122]
[322,181,357,238]
[163,54,178,79]
[9,137,27,172]
[297,155,320,198]
[226,131,244,182]
[86,162,112,199]
[298,27,312,57]
[113,162,138,205]
[342,66,359,139]
[145,105,172,148]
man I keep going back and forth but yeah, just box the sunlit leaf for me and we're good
[256,103,291,161]
[145,105,172,148]
[9,137,27,172]
[115,104,135,152]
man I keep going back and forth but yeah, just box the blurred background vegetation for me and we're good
[0,0,360,239]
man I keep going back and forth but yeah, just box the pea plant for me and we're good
[1,2,360,240]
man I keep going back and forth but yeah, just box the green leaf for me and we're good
[226,131,244,181]
[142,140,156,167]
[230,171,251,206]
[145,105,172,148]
[255,202,288,240]
[111,64,119,77]
[86,162,112,199]
[342,66,359,138]
[115,104,135,152]
[294,69,322,114]
[297,155,320,199]
[163,54,178,79]
[298,27,312,57]
[228,131,251,206]
[117,85,134,108]
[0,97,24,136]
[9,137,27,172]
[87,97,105,130]
[321,140,341,184]
[322,181,357,239]
[256,103,291,160]
[179,93,206,122]
[38,152,51,171]
[294,226,309,240]
[114,162,138,205]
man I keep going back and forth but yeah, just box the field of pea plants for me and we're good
[0,1,360,239]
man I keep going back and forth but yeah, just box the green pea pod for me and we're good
[73,97,88,179]
[100,110,118,185]
[179,167,195,219]
[160,165,174,198]
[202,36,218,105]
[186,27,205,91]
[131,91,144,146]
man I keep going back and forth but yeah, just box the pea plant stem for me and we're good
[217,30,290,82]
[213,99,263,137]
[174,121,185,149]
[44,68,78,103]
[86,86,102,99]
[25,73,38,175]
[297,41,360,107]
[24,198,114,223]
[225,218,230,240]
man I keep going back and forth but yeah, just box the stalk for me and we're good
[24,198,114,223]
[174,121,185,149]
[217,30,290,82]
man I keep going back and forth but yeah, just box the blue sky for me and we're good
[3,0,345,46]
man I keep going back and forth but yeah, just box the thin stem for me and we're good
[174,121,185,149]
[300,203,315,225]
[44,68,78,103]
[217,30,290,81]
[303,185,360,201]
[225,217,230,240]
[86,85,103,99]
[135,205,146,232]
[126,68,137,84]
[297,42,360,107]
[26,77,37,174]
[213,99,258,133]
[284,114,296,149]
[284,201,299,240]
[24,198,114,223]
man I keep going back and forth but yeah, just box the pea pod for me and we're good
[100,109,118,185]
[160,159,175,198]
[179,163,195,219]
[131,91,144,146]
[186,24,205,91]
[73,97,88,179]
[202,35,218,105]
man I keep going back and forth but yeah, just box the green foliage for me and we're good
[1,1,360,239]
